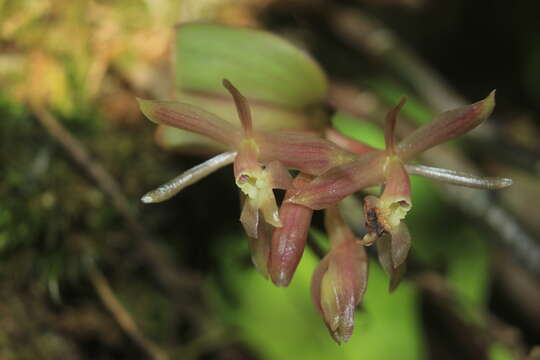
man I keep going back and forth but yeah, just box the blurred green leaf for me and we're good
[367,79,434,125]
[489,344,517,360]
[446,227,489,325]
[331,111,385,149]
[175,23,328,109]
[161,23,330,153]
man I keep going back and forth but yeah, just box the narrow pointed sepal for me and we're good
[384,97,406,154]
[397,91,496,160]
[290,151,387,210]
[222,79,254,137]
[137,98,241,148]
[269,174,313,287]
[312,239,368,343]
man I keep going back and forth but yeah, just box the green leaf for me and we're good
[158,23,330,153]
[175,23,327,109]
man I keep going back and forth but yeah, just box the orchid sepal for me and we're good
[397,91,496,161]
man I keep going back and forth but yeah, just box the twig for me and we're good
[89,268,168,360]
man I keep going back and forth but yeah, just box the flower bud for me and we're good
[269,173,313,287]
[311,238,368,343]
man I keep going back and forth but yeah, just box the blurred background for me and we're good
[1,0,540,359]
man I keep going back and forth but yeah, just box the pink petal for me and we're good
[259,190,282,227]
[249,214,273,278]
[240,199,259,239]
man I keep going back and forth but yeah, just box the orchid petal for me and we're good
[240,199,259,239]
[249,214,273,278]
[259,190,282,228]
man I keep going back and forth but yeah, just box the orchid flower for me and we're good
[289,91,500,209]
[138,80,356,238]
[299,93,510,290]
